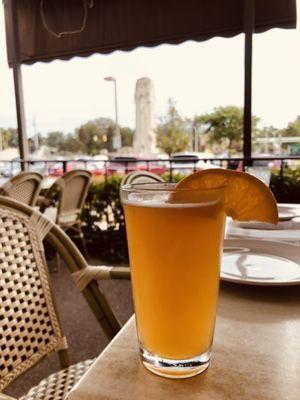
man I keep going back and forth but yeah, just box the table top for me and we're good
[66,282,300,400]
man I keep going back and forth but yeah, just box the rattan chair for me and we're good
[41,170,92,269]
[0,172,43,207]
[121,171,164,187]
[0,196,130,400]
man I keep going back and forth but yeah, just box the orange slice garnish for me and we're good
[176,169,278,223]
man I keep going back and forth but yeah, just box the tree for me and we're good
[62,134,84,154]
[76,117,115,155]
[156,100,191,155]
[194,106,259,155]
[45,131,66,150]
[120,127,134,147]
[254,126,279,139]
[5,128,18,148]
[281,116,300,137]
[0,128,9,150]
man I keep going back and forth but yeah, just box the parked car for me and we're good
[86,162,105,176]
[0,160,21,177]
[28,160,48,175]
[48,162,75,176]
[252,153,281,168]
[73,157,106,176]
[146,161,168,175]
[107,156,168,176]
[170,152,217,175]
[234,153,284,171]
[107,157,139,175]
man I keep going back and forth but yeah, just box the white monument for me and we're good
[133,77,156,155]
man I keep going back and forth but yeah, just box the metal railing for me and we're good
[0,156,299,182]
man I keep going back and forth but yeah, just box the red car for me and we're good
[48,162,74,177]
[107,157,139,175]
[107,157,167,176]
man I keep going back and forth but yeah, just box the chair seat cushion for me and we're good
[43,207,78,225]
[43,206,57,222]
[19,358,95,400]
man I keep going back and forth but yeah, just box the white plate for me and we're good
[234,220,296,230]
[226,203,300,241]
[222,238,300,286]
[278,203,300,214]
[226,218,300,243]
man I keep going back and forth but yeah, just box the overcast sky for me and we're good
[0,4,299,137]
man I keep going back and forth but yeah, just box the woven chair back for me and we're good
[0,203,66,391]
[1,172,43,206]
[0,196,121,391]
[55,170,92,225]
[121,171,164,186]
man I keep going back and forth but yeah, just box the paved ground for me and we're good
[7,259,133,398]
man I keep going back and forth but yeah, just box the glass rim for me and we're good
[121,182,227,193]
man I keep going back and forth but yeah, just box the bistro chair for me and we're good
[121,171,164,186]
[0,171,43,207]
[0,196,130,400]
[41,170,92,269]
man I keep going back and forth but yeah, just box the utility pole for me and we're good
[104,76,122,151]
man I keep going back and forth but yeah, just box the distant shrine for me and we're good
[133,77,157,155]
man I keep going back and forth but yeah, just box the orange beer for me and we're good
[122,183,226,376]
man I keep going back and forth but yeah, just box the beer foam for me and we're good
[123,193,220,208]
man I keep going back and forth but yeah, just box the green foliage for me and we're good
[281,116,300,137]
[83,175,124,231]
[120,127,134,147]
[0,127,18,149]
[254,125,279,139]
[76,118,114,155]
[270,166,300,203]
[7,128,18,148]
[194,106,259,155]
[0,128,9,149]
[63,134,84,153]
[45,131,68,151]
[161,172,185,183]
[82,175,128,262]
[41,117,117,156]
[156,99,191,155]
[0,118,133,157]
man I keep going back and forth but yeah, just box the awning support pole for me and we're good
[7,0,29,169]
[243,0,254,164]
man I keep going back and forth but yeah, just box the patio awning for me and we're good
[4,0,297,67]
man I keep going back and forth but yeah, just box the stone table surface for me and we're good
[66,282,300,400]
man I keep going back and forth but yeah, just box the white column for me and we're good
[134,77,156,155]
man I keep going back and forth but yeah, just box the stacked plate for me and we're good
[222,204,300,286]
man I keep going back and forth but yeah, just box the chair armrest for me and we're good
[72,265,131,291]
[107,266,131,280]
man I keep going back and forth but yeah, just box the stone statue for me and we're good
[133,77,156,155]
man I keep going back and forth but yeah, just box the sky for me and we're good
[0,3,299,138]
